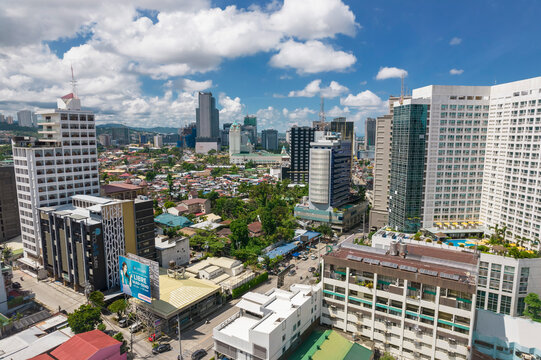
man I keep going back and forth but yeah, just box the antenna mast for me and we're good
[319,96,326,123]
[400,73,405,105]
[71,65,78,99]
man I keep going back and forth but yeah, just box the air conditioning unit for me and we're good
[448,337,457,344]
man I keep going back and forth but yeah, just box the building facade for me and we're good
[12,93,99,261]
[364,117,376,150]
[369,114,392,230]
[261,129,278,151]
[322,242,477,360]
[111,126,129,145]
[153,134,163,148]
[196,92,220,153]
[229,122,241,156]
[17,110,35,127]
[0,165,20,242]
[284,126,315,183]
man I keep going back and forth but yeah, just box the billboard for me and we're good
[127,253,160,300]
[119,255,152,303]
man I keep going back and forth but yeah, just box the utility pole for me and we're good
[177,315,183,360]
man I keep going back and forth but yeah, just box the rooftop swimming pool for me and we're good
[444,239,476,247]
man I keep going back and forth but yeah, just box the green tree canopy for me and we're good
[88,290,105,308]
[230,220,249,248]
[68,304,102,334]
[524,293,541,322]
[108,299,128,318]
[164,201,176,209]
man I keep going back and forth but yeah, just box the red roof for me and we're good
[61,93,74,99]
[247,221,263,234]
[28,354,55,360]
[50,330,120,360]
[181,198,208,205]
[102,183,142,194]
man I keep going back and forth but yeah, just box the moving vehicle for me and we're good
[152,343,171,354]
[191,349,208,360]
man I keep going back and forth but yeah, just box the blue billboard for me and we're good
[119,255,152,303]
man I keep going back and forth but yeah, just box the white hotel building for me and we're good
[383,76,541,246]
[12,93,99,263]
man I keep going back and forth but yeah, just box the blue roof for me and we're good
[294,231,321,242]
[265,242,299,259]
[154,213,193,228]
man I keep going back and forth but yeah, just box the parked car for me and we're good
[308,267,316,272]
[152,343,171,354]
[288,269,296,276]
[118,318,130,328]
[191,349,207,360]
[310,254,317,260]
[129,321,143,333]
[12,282,21,289]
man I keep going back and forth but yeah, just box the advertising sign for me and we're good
[127,253,160,300]
[119,255,152,303]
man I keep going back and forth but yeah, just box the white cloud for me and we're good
[340,90,385,108]
[255,106,281,128]
[449,68,464,75]
[450,37,462,45]
[288,79,348,98]
[218,93,245,124]
[175,79,213,92]
[327,105,350,118]
[270,40,356,74]
[360,80,367,85]
[375,67,408,80]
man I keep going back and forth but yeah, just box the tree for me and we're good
[97,323,107,331]
[68,304,102,334]
[230,220,249,249]
[523,293,541,322]
[164,201,176,209]
[108,299,128,318]
[315,224,333,240]
[260,210,276,235]
[145,170,157,182]
[113,332,128,354]
[89,291,105,308]
[380,353,396,360]
[1,246,13,264]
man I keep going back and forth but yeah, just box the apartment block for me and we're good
[12,93,99,262]
[322,242,477,360]
[0,164,20,242]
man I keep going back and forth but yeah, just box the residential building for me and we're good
[133,197,157,261]
[6,116,13,125]
[0,164,20,242]
[213,284,322,360]
[186,256,255,295]
[247,221,263,237]
[167,198,210,216]
[111,126,129,145]
[98,134,111,147]
[261,129,278,151]
[154,213,192,234]
[12,92,99,264]
[364,117,376,150]
[17,110,35,127]
[154,235,190,268]
[229,122,241,156]
[196,92,220,153]
[322,241,478,360]
[0,325,73,360]
[229,151,288,167]
[38,195,138,291]
[163,133,180,145]
[369,114,392,229]
[283,126,315,183]
[42,329,126,360]
[153,134,163,148]
[0,114,4,123]
[100,182,147,200]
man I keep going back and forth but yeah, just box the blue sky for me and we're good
[1,0,540,134]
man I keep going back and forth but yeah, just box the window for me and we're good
[487,293,499,312]
[489,264,501,290]
[519,267,529,294]
[500,295,511,315]
[502,266,514,293]
[517,297,526,316]
[476,290,486,309]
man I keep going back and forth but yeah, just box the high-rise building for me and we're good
[154,134,163,148]
[364,117,376,150]
[12,92,99,263]
[388,102,428,233]
[180,122,196,148]
[228,122,241,156]
[0,165,20,242]
[196,92,220,153]
[111,126,129,145]
[330,117,355,160]
[98,134,111,147]
[38,195,137,291]
[6,115,14,125]
[261,129,278,151]
[284,126,315,183]
[0,114,4,123]
[308,134,352,210]
[242,115,257,145]
[221,123,232,147]
[17,110,35,127]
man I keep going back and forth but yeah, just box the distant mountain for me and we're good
[97,123,179,134]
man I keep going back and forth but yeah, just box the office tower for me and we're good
[154,134,163,148]
[12,92,99,262]
[195,92,220,153]
[261,129,278,151]
[221,123,232,147]
[242,115,257,145]
[163,133,180,145]
[133,197,157,261]
[6,116,13,124]
[0,165,20,242]
[17,110,34,127]
[322,241,478,360]
[39,195,137,291]
[0,114,4,123]
[364,117,376,150]
[111,125,129,145]
[180,122,196,148]
[285,126,315,183]
[98,134,111,147]
[388,102,428,233]
[369,114,393,229]
[308,134,352,210]
[138,133,148,144]
[228,122,241,156]
[330,117,355,160]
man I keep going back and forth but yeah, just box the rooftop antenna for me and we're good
[319,96,326,123]
[71,64,78,99]
[399,73,405,105]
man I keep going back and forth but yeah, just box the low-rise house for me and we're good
[154,213,193,233]
[248,221,263,237]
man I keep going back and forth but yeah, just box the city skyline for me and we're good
[1,1,541,133]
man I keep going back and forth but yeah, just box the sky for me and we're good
[1,0,541,134]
